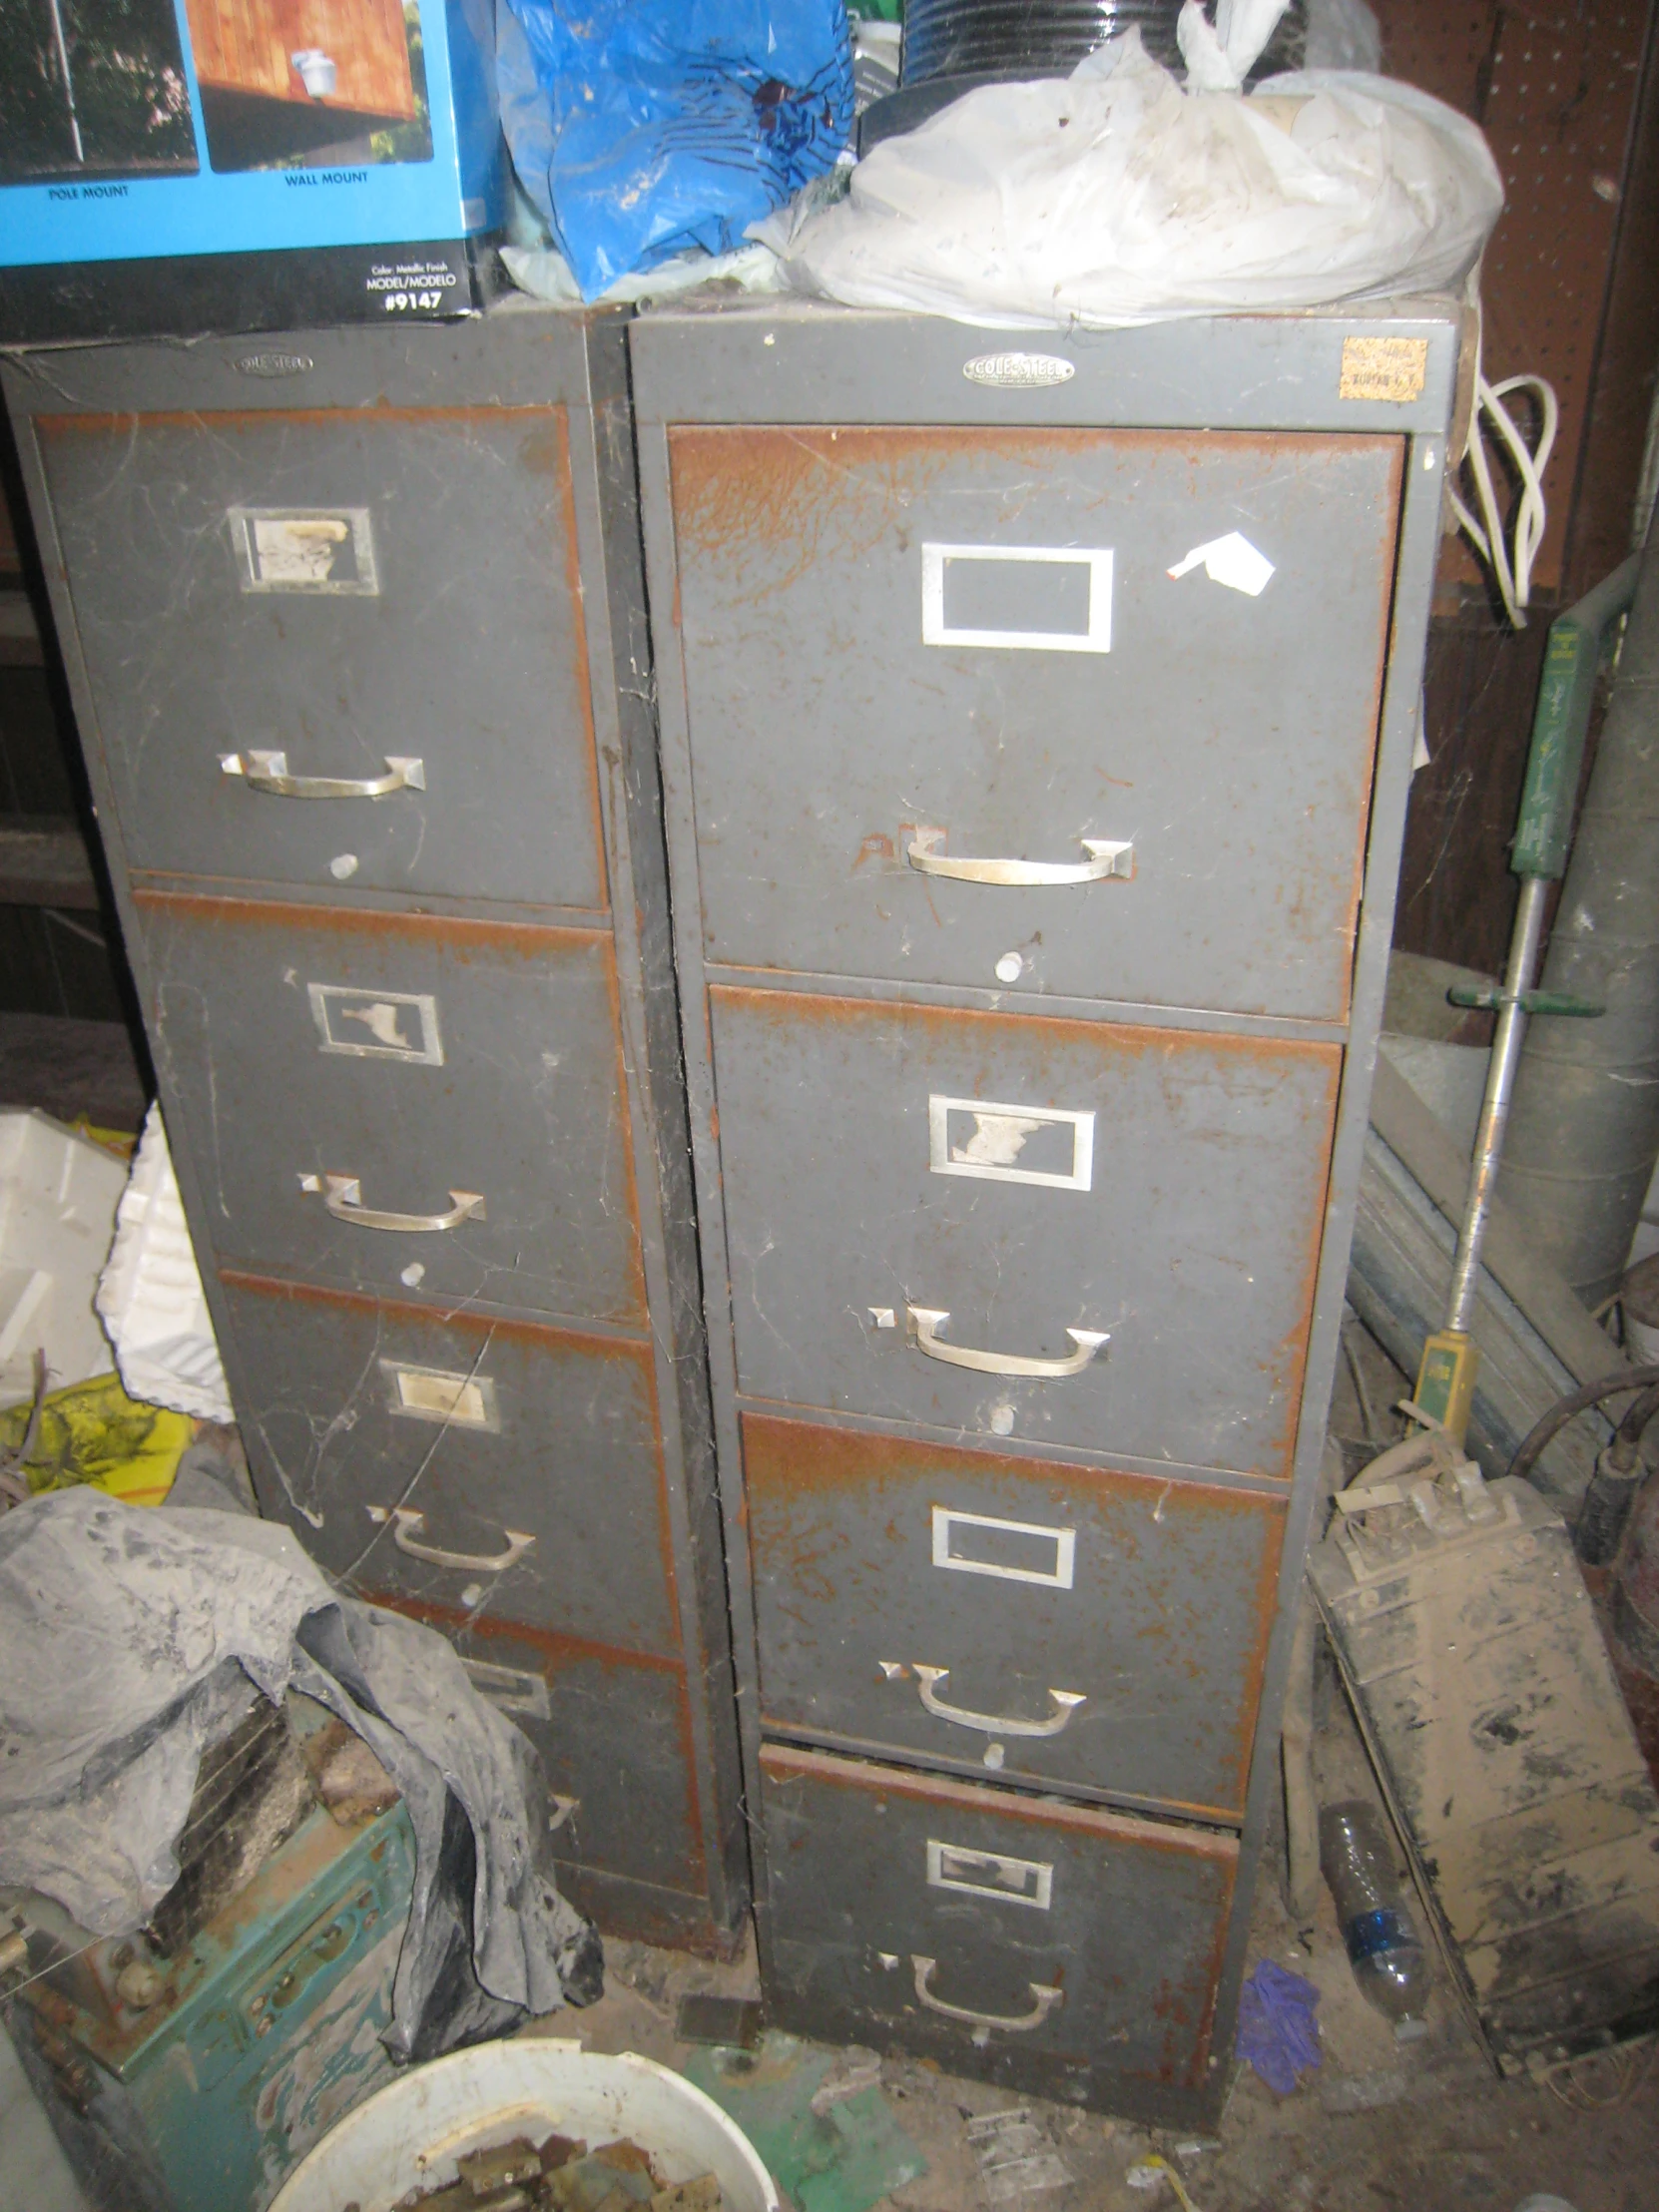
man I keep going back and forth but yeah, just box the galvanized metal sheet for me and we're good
[744,1412,1284,1821]
[669,425,1400,1019]
[139,894,648,1326]
[38,405,609,909]
[760,1744,1236,2119]
[222,1271,680,1659]
[710,987,1340,1477]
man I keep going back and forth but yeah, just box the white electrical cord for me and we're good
[1447,338,1559,629]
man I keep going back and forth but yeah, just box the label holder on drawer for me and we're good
[379,1360,500,1430]
[932,1506,1076,1589]
[928,1096,1095,1191]
[926,1839,1054,1911]
[229,506,378,595]
[921,543,1112,654]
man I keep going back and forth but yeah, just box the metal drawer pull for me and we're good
[365,1505,535,1573]
[907,1308,1108,1380]
[911,1956,1063,2034]
[222,751,425,800]
[299,1173,485,1234]
[898,1664,1086,1738]
[906,831,1132,886]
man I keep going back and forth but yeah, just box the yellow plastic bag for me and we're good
[0,1375,193,1507]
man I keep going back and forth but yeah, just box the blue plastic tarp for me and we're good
[497,0,854,298]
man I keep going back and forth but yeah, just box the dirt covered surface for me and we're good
[535,1868,1656,2212]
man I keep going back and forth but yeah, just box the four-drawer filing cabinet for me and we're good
[629,299,1458,2123]
[2,304,748,1954]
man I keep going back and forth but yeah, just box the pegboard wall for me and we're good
[1383,2,1657,595]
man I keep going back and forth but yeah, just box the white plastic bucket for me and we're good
[268,2038,780,2212]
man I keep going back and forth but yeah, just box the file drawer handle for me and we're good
[366,1505,535,1573]
[222,751,426,800]
[907,1307,1108,1380]
[299,1173,485,1234]
[906,831,1132,886]
[911,1956,1063,2033]
[891,1663,1086,1738]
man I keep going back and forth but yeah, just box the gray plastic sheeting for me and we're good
[0,1487,599,2053]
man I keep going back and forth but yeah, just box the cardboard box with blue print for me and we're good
[0,0,503,339]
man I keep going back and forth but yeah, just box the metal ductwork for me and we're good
[1500,523,1659,1306]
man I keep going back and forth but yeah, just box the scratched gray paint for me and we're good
[141,899,644,1325]
[1,301,751,1953]
[454,1622,703,1899]
[709,988,1336,1474]
[671,427,1397,1020]
[221,1277,678,1656]
[761,1748,1235,2118]
[745,1418,1283,1818]
[37,409,606,910]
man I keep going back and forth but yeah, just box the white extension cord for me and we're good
[1447,337,1559,628]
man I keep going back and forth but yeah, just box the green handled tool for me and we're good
[1412,555,1640,1440]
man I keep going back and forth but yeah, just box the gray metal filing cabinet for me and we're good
[1,302,747,1954]
[630,298,1459,2122]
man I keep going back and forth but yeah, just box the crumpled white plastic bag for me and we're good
[771,28,1502,328]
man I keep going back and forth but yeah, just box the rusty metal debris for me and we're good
[393,2136,723,2212]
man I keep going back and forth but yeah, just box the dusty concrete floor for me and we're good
[540,1313,1659,2212]
[546,1846,1657,2212]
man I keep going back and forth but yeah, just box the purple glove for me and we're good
[1238,1958,1322,2095]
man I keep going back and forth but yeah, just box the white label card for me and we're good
[928,1096,1094,1191]
[932,1506,1076,1589]
[922,543,1112,653]
[927,1840,1054,1911]
[380,1361,499,1430]
[308,984,443,1065]
[230,507,378,594]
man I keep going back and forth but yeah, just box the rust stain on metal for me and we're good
[135,889,612,959]
[760,1742,1240,1864]
[362,1589,688,1677]
[744,1411,1285,1817]
[218,1266,659,1370]
[669,423,1399,602]
[712,981,1342,1078]
[551,401,614,914]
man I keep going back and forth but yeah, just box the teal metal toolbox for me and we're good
[6,1706,416,2212]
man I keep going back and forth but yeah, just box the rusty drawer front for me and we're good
[38,407,608,911]
[670,425,1399,1021]
[745,1414,1285,1821]
[141,896,647,1327]
[761,1745,1236,2107]
[403,1611,708,1904]
[710,988,1339,1479]
[222,1273,680,1659]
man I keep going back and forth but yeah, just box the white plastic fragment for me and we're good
[1168,532,1277,596]
[96,1103,233,1422]
[0,1110,125,1405]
